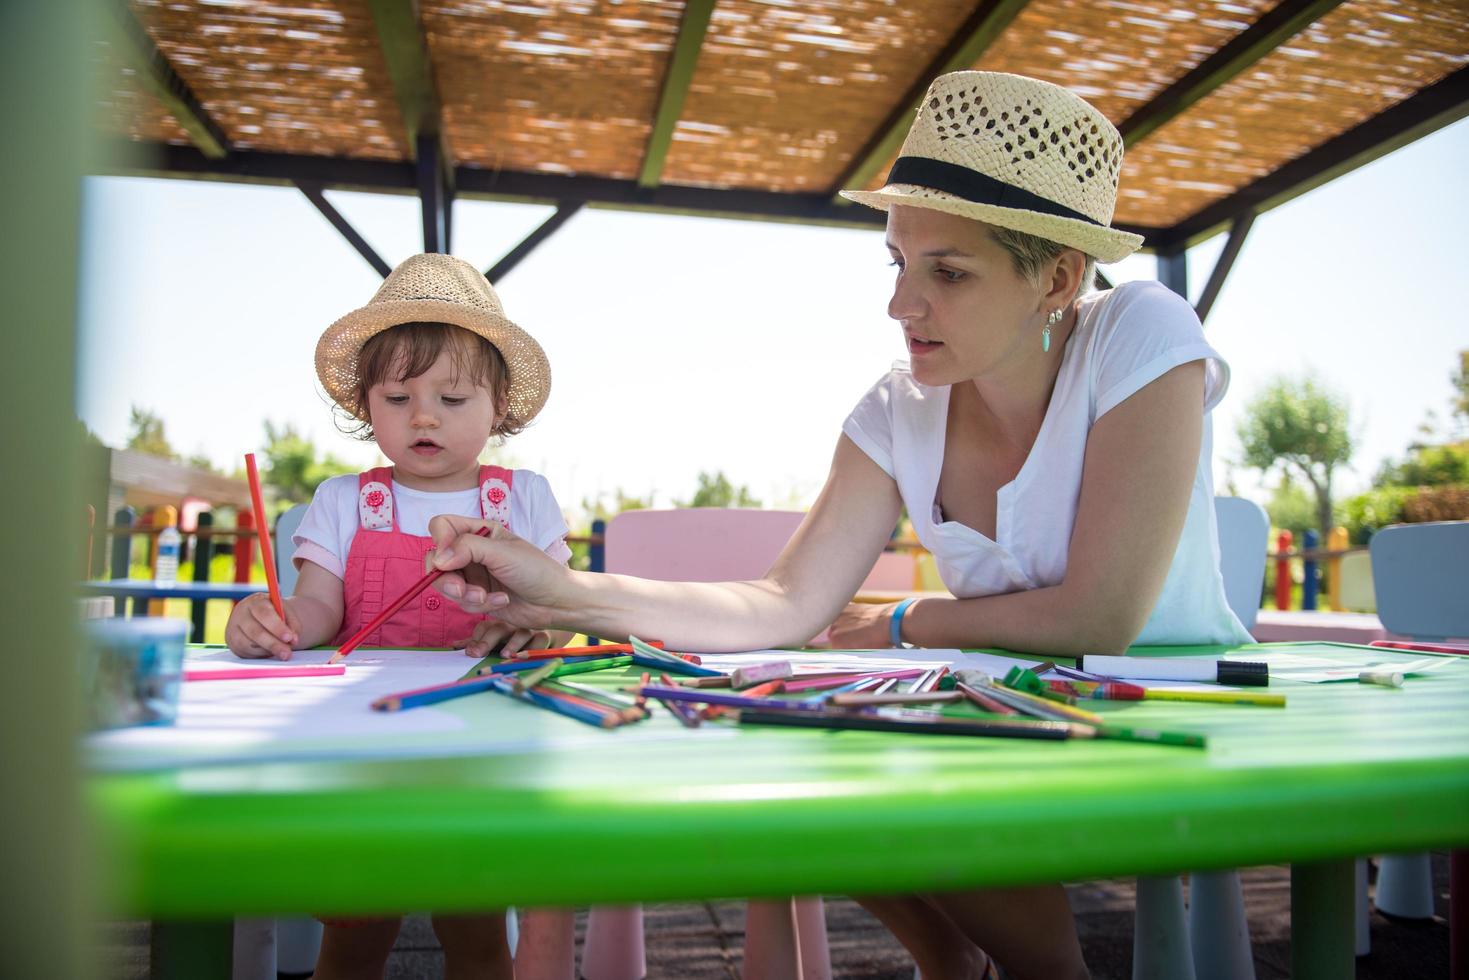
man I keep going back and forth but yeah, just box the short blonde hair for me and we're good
[988,225,1098,305]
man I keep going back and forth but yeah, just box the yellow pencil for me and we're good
[1141,689,1286,708]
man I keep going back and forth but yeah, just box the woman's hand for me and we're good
[225,592,304,660]
[426,515,572,631]
[455,619,553,659]
[825,600,902,649]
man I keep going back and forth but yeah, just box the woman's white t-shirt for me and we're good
[842,280,1252,646]
[292,469,573,579]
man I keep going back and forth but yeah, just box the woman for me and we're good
[427,71,1251,980]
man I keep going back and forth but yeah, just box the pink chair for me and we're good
[581,508,831,980]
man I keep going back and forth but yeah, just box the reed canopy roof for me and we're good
[98,0,1469,253]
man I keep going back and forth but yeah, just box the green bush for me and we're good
[1341,486,1413,543]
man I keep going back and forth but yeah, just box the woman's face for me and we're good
[884,205,1047,387]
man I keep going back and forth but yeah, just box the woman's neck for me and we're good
[961,305,1075,451]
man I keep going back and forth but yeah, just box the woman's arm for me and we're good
[429,434,903,652]
[865,360,1207,655]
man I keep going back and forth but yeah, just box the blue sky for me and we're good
[78,116,1468,521]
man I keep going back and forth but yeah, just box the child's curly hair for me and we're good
[339,322,522,441]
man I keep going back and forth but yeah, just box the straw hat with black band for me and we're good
[842,71,1143,264]
[316,253,551,429]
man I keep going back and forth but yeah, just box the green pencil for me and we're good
[549,655,633,678]
[1095,724,1207,749]
[512,658,563,693]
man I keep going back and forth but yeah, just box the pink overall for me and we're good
[333,464,513,648]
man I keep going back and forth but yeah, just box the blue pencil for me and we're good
[489,676,618,728]
[637,685,822,712]
[629,652,723,677]
[371,674,500,711]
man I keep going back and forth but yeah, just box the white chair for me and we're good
[1368,522,1469,921]
[582,508,831,980]
[272,502,309,596]
[1134,497,1269,980]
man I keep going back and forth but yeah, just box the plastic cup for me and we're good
[82,617,188,729]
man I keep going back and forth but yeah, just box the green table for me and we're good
[90,644,1469,978]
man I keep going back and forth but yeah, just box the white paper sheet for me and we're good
[87,647,735,771]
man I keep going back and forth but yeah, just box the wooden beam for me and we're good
[486,204,584,283]
[1118,0,1347,147]
[417,132,450,253]
[1194,211,1254,325]
[1150,64,1469,251]
[830,0,1033,196]
[107,3,229,159]
[365,0,438,153]
[294,182,393,278]
[638,0,716,189]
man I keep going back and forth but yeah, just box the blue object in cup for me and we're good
[83,617,188,729]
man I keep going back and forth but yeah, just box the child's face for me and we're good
[366,347,502,492]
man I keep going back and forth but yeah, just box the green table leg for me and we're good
[150,921,233,980]
[1291,859,1355,979]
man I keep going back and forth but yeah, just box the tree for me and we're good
[1236,375,1353,537]
[261,421,355,507]
[1453,349,1469,434]
[675,470,760,509]
[126,405,174,459]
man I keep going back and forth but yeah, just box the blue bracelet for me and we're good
[890,597,918,649]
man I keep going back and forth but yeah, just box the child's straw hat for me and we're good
[316,253,551,427]
[841,72,1143,263]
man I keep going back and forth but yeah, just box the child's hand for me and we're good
[457,620,553,659]
[225,593,303,660]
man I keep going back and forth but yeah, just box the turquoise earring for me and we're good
[1043,308,1062,352]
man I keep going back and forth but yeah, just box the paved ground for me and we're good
[99,853,1453,978]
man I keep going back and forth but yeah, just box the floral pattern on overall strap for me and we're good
[358,481,393,530]
[481,477,511,529]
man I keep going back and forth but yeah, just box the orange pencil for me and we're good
[244,453,285,622]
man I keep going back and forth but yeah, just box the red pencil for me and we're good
[330,525,494,663]
[244,453,285,622]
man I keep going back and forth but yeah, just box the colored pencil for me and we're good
[330,525,493,663]
[548,655,634,678]
[781,668,928,693]
[955,682,1020,716]
[637,685,823,712]
[701,678,784,720]
[802,676,883,704]
[244,453,285,622]
[490,677,619,728]
[185,665,346,681]
[655,674,702,727]
[1369,640,1469,656]
[1130,688,1285,708]
[372,673,502,711]
[532,682,635,723]
[502,641,663,661]
[629,652,722,677]
[511,658,562,693]
[828,690,963,708]
[732,709,1075,740]
[1094,724,1207,749]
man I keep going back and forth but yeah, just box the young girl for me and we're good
[225,252,575,980]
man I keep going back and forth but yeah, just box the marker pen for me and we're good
[1076,655,1269,687]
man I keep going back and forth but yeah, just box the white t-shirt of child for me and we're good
[842,280,1253,647]
[292,469,573,580]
